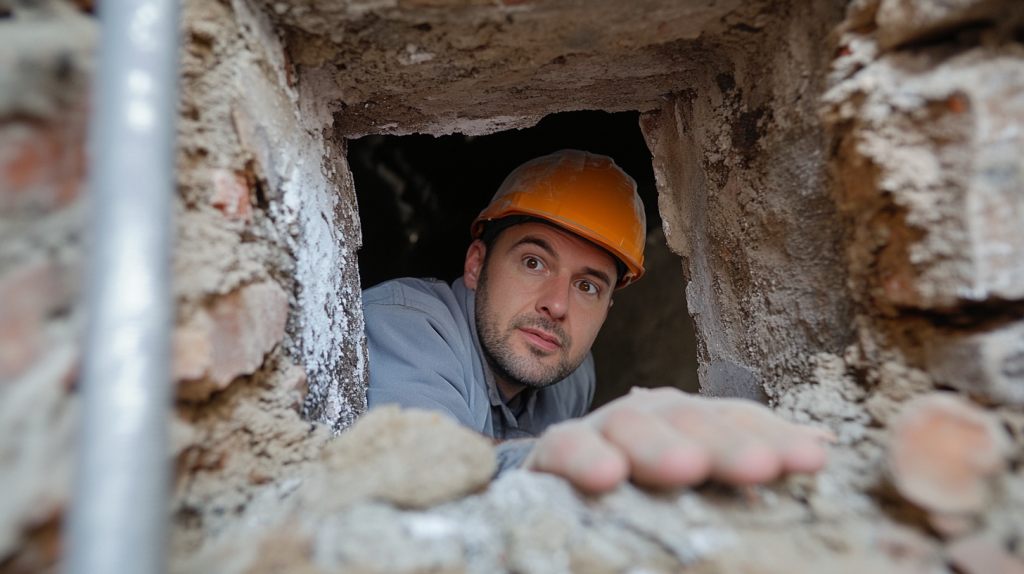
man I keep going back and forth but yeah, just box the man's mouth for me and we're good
[519,327,562,351]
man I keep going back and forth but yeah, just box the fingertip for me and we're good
[782,439,829,474]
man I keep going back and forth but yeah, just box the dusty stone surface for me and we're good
[174,467,950,574]
[639,0,852,403]
[170,351,334,555]
[947,533,1024,574]
[270,0,756,137]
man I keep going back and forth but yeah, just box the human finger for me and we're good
[665,403,785,485]
[709,400,834,474]
[525,422,629,493]
[766,423,833,474]
[600,407,712,488]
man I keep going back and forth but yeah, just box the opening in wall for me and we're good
[348,110,698,409]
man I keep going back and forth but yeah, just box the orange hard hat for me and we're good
[471,149,646,288]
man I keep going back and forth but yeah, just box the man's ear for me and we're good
[463,239,486,290]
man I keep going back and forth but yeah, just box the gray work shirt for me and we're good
[363,277,595,471]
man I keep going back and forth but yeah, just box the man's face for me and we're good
[464,222,618,392]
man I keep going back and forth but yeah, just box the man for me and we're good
[363,150,831,492]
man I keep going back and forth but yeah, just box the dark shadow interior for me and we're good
[348,110,699,407]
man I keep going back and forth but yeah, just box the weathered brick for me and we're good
[210,168,253,223]
[172,319,213,383]
[175,280,289,401]
[0,260,76,384]
[925,321,1024,405]
[947,534,1024,574]
[888,393,1009,514]
[230,103,279,200]
[824,49,1024,310]
[0,117,86,213]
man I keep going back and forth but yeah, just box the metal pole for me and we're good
[66,0,179,572]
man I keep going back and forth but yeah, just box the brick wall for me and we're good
[0,1,95,571]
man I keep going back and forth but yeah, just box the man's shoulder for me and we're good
[362,277,469,324]
[363,277,452,307]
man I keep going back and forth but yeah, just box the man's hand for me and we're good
[522,387,834,493]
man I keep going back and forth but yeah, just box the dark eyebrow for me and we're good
[511,236,556,258]
[512,236,613,289]
[581,266,613,289]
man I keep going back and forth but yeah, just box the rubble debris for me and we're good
[299,406,496,511]
[888,393,1010,514]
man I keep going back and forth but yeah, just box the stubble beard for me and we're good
[475,263,579,390]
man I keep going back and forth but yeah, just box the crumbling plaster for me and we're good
[175,0,367,433]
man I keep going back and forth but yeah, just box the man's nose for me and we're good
[536,275,570,320]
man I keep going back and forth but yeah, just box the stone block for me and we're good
[300,406,496,511]
[175,280,289,401]
[0,260,76,384]
[0,117,86,213]
[876,0,1012,51]
[824,48,1024,309]
[925,320,1024,404]
[888,393,1009,514]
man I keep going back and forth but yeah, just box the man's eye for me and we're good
[578,281,594,294]
[525,257,541,270]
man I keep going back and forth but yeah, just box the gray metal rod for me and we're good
[66,0,179,572]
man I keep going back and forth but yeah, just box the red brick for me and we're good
[210,168,253,223]
[947,535,1024,574]
[175,280,289,401]
[888,394,1010,514]
[0,260,75,384]
[0,115,87,213]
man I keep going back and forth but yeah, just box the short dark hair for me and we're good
[477,216,628,283]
